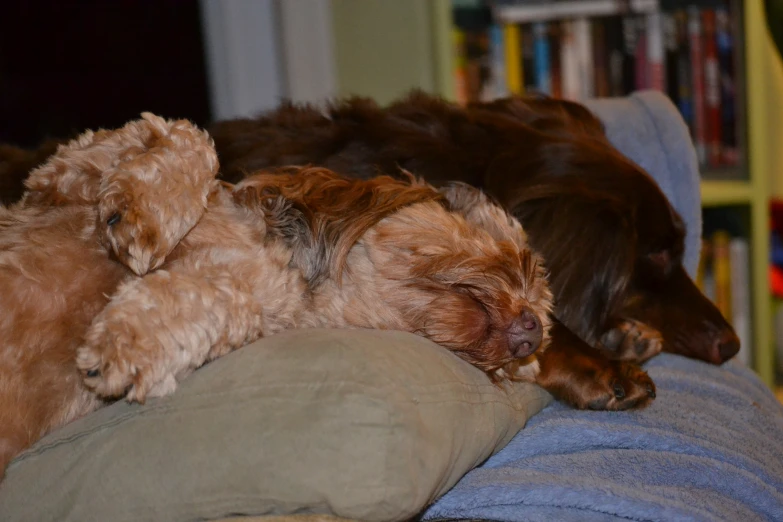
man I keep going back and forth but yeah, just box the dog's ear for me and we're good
[440,181,529,249]
[21,131,101,206]
[261,194,314,246]
[232,176,314,243]
[232,178,330,287]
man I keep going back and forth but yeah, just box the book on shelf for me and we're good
[450,0,742,172]
[697,231,752,366]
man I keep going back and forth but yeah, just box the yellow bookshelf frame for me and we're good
[331,0,775,387]
[743,0,774,386]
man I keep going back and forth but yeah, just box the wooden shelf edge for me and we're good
[493,0,658,24]
[700,180,754,207]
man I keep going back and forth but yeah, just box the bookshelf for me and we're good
[330,0,774,387]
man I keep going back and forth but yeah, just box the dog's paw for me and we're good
[578,360,656,411]
[539,356,656,411]
[98,188,166,276]
[76,318,178,403]
[598,319,663,363]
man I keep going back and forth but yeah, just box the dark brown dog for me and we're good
[0,140,63,205]
[204,91,738,410]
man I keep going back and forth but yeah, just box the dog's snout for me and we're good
[507,307,542,358]
[712,329,740,364]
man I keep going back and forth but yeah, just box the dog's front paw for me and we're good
[582,360,657,411]
[598,319,663,363]
[76,317,178,403]
[98,187,168,277]
[539,356,656,411]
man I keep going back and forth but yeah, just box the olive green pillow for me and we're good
[0,328,552,522]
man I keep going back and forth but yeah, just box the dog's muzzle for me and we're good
[506,307,543,358]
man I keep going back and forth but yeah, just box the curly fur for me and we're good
[0,113,218,481]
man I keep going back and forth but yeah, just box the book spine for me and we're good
[622,15,638,93]
[703,9,722,167]
[663,12,679,103]
[452,28,469,105]
[605,16,625,96]
[533,22,552,95]
[502,24,522,96]
[561,20,579,100]
[716,7,739,166]
[634,16,648,89]
[574,17,594,100]
[522,24,537,93]
[592,17,610,97]
[729,237,752,367]
[688,7,707,165]
[675,10,694,135]
[696,238,710,293]
[549,22,563,98]
[646,11,665,91]
[712,230,732,322]
[702,237,717,303]
[489,24,508,100]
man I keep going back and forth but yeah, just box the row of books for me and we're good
[696,231,751,366]
[452,2,741,169]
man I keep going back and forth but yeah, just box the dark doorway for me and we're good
[0,0,212,147]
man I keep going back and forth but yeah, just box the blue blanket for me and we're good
[422,354,783,521]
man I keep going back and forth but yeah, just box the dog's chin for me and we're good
[492,354,541,383]
[514,341,538,358]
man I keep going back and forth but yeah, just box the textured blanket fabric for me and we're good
[583,91,703,278]
[422,354,783,522]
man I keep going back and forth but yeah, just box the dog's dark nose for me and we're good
[507,307,542,358]
[712,329,740,364]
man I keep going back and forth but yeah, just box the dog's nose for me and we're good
[506,307,542,358]
[712,329,740,364]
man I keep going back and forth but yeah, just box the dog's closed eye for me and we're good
[648,250,669,265]
[106,213,122,226]
[647,249,672,275]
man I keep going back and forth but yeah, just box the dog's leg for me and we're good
[596,318,664,363]
[76,261,275,403]
[536,320,657,410]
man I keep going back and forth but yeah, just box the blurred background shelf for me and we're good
[700,180,754,207]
